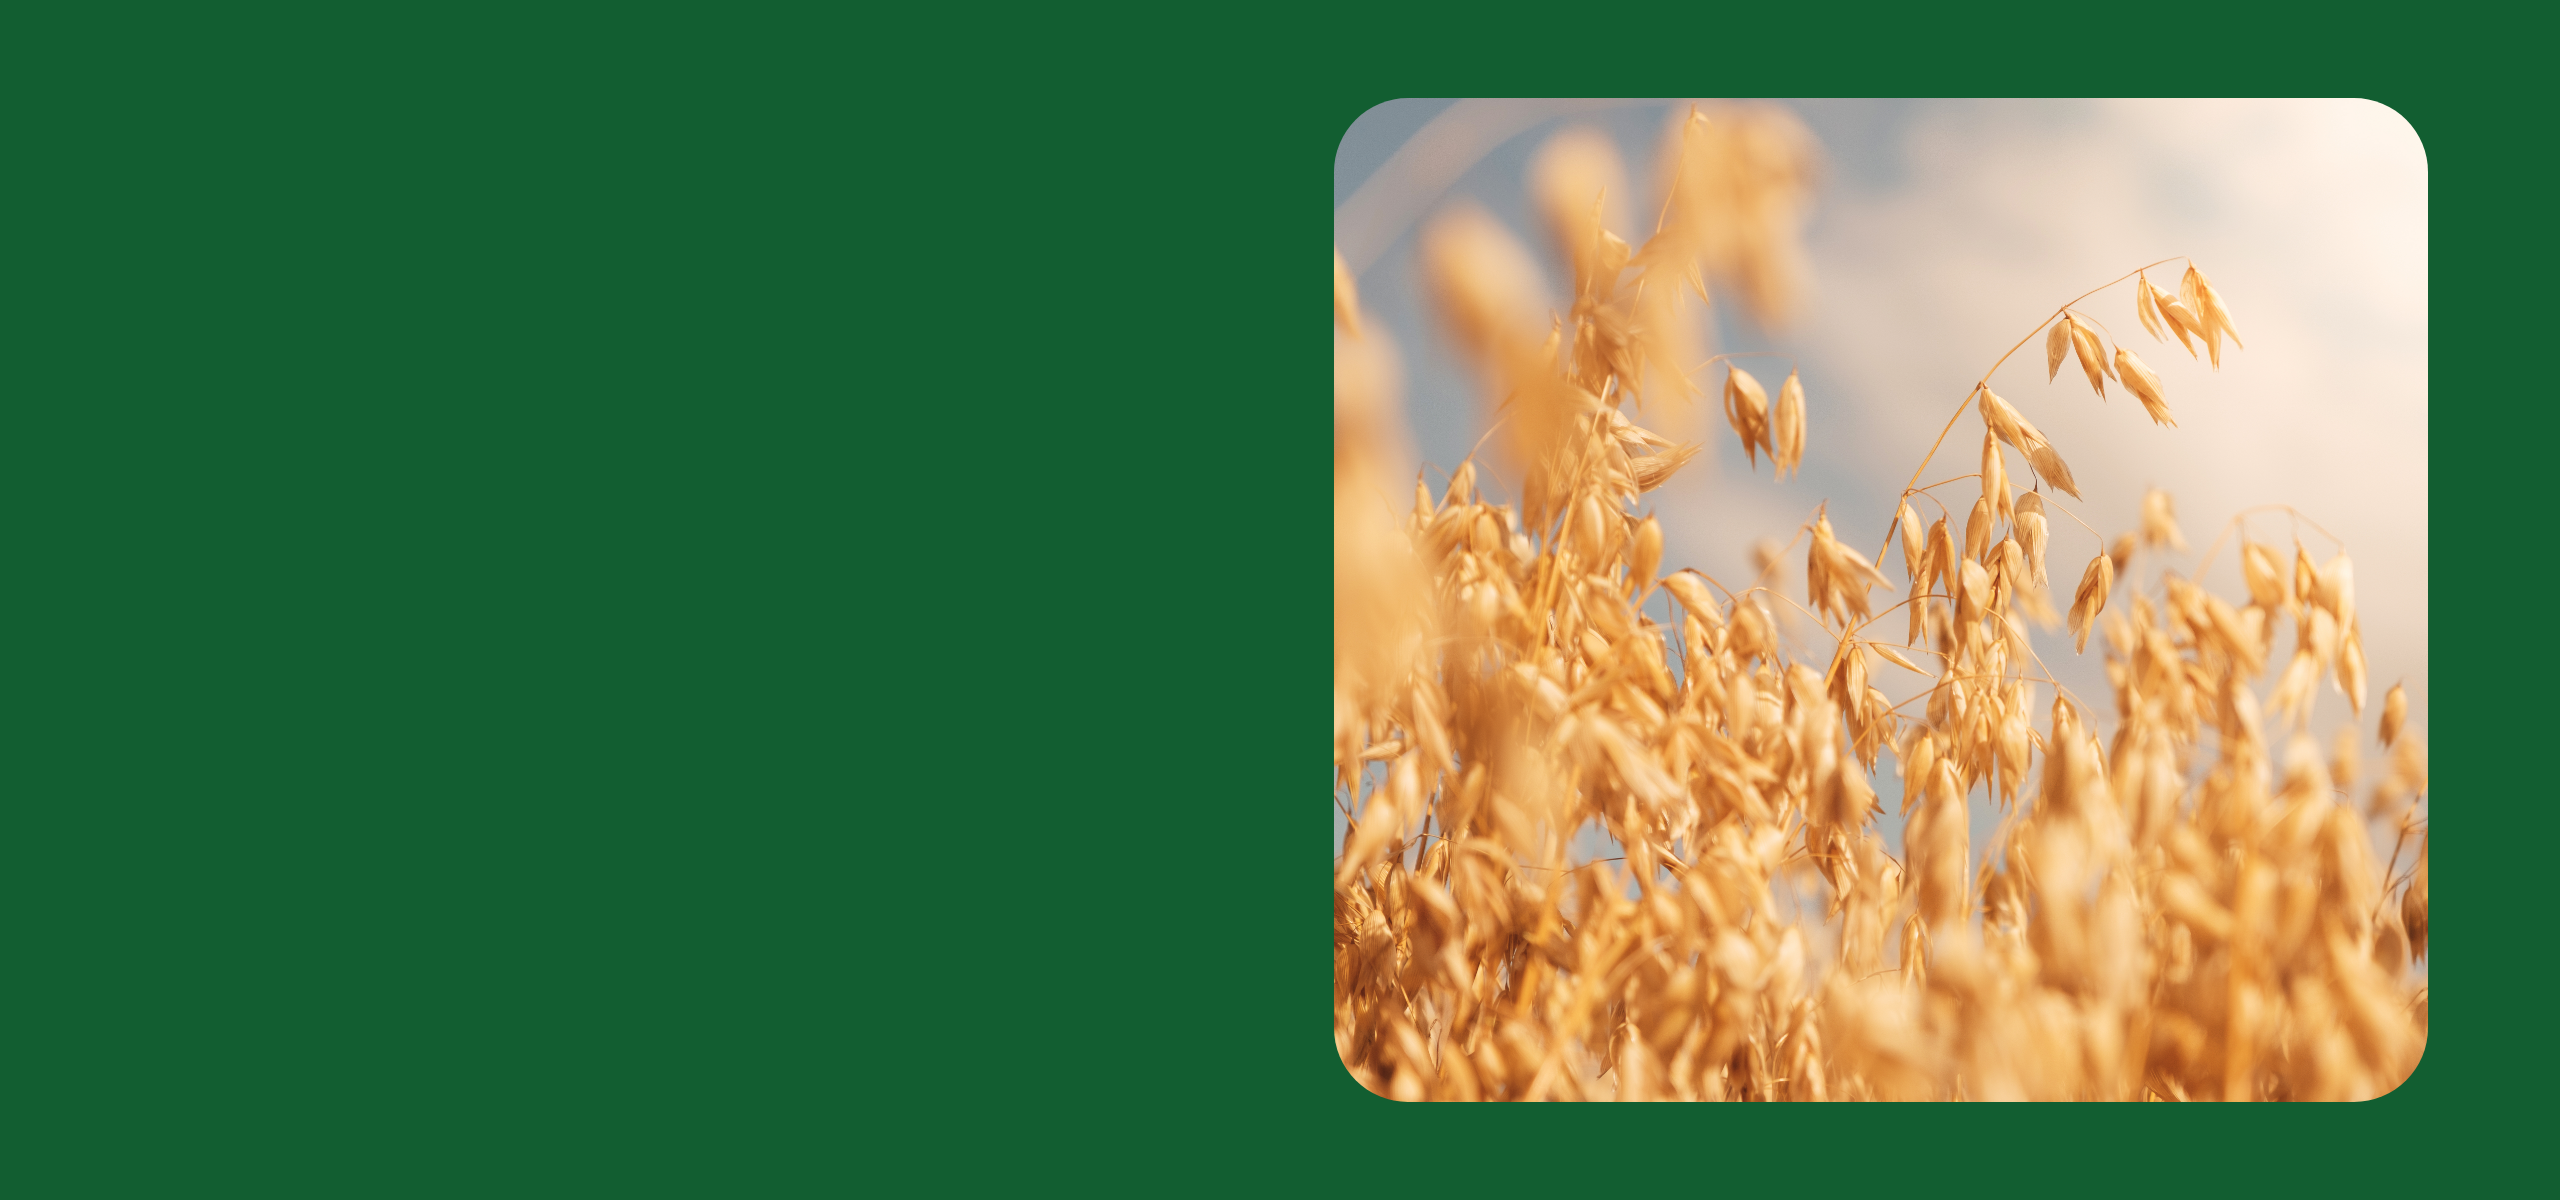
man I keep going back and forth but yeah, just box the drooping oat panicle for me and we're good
[1530,127,1630,303]
[1534,126,1716,418]
[1653,104,1821,327]
[2114,346,2174,426]
[1421,206,1596,505]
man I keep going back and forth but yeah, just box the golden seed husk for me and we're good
[1898,502,1927,583]
[1725,366,1772,468]
[2115,346,2174,426]
[2140,489,2186,551]
[1774,369,1807,479]
[2134,272,2165,341]
[2067,317,2112,398]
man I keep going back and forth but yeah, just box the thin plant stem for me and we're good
[1872,258,2190,568]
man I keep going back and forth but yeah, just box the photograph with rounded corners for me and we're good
[1333,98,2427,1101]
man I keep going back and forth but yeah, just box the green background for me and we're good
[0,9,2533,1196]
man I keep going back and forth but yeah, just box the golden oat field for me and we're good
[1332,102,2427,1102]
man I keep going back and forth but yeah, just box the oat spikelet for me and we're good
[1975,387,2078,499]
[2158,296,2206,362]
[2241,541,2291,613]
[2181,264,2244,368]
[2380,682,2407,748]
[1808,511,1890,625]
[2338,628,2369,715]
[1630,515,1663,601]
[1662,570,1718,618]
[2045,318,2072,382]
[2317,553,2357,634]
[2114,346,2174,426]
[1980,432,2010,527]
[1977,385,2020,446]
[2139,488,2186,551]
[2066,315,2112,398]
[2015,492,2050,589]
[1897,502,1927,582]
[1631,442,1702,492]
[1928,516,1957,596]
[2069,552,2113,653]
[1725,366,1772,468]
[1773,368,1807,479]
